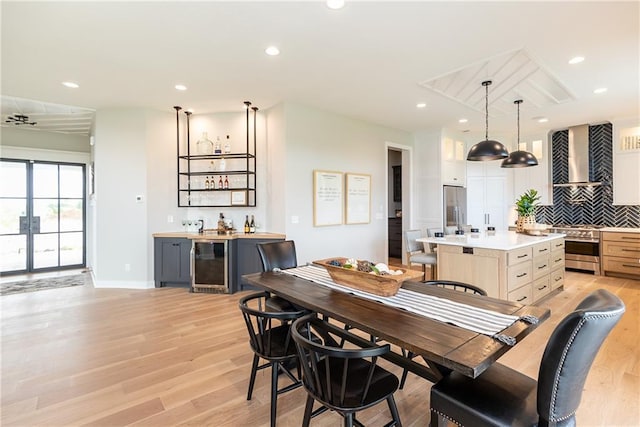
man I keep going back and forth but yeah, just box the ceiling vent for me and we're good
[419,48,575,116]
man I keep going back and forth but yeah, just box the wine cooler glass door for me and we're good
[192,240,228,292]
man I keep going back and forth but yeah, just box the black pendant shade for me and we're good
[467,139,509,161]
[501,99,538,168]
[501,150,538,167]
[467,80,509,161]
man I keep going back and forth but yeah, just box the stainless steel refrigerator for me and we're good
[443,185,467,231]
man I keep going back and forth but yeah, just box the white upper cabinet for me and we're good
[441,136,467,186]
[613,125,640,205]
[511,133,552,208]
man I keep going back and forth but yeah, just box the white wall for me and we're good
[93,109,151,288]
[270,102,412,265]
[1,126,90,153]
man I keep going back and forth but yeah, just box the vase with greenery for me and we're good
[515,189,540,232]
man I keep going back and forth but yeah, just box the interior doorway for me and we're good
[0,159,86,275]
[386,143,412,265]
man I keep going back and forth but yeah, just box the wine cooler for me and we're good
[191,239,229,293]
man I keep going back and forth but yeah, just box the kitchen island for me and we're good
[153,231,286,293]
[418,231,565,303]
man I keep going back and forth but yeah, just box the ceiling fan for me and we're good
[5,114,37,125]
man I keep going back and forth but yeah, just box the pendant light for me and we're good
[501,100,539,168]
[467,80,509,161]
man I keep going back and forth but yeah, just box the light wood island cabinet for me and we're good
[601,229,640,279]
[419,231,565,303]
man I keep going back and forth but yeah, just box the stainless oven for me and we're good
[549,225,601,275]
[191,239,229,293]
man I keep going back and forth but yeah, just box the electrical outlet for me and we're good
[125,263,131,272]
[167,215,174,223]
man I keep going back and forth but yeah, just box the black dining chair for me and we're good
[399,280,487,390]
[429,288,625,427]
[291,314,403,427]
[256,240,303,312]
[239,292,307,427]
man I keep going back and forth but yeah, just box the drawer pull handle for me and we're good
[622,264,640,269]
[173,243,180,246]
[621,249,640,253]
[517,254,528,259]
[516,272,527,278]
[555,258,563,262]
[555,243,563,247]
[537,285,548,291]
[538,248,548,253]
[516,296,527,302]
[621,236,640,240]
[554,276,562,282]
[538,264,547,270]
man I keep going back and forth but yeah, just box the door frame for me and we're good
[1,153,89,275]
[386,142,413,266]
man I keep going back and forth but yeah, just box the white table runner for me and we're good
[281,265,538,345]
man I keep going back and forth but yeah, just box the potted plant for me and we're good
[515,189,540,232]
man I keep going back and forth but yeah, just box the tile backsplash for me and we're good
[535,123,640,228]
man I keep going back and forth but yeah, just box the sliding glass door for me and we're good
[0,159,86,274]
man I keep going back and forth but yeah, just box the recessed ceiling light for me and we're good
[175,84,187,91]
[62,81,79,88]
[416,103,427,109]
[265,46,280,56]
[594,87,608,94]
[326,0,345,9]
[568,56,585,65]
[458,118,468,124]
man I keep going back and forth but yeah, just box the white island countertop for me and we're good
[418,230,565,251]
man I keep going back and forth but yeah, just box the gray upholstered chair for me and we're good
[404,229,436,280]
[429,288,625,427]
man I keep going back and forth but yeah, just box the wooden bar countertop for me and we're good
[152,231,286,240]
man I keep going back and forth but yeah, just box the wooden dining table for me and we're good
[243,270,550,382]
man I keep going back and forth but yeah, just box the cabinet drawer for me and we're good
[532,255,550,280]
[603,256,640,277]
[508,284,533,304]
[601,231,640,244]
[532,242,551,257]
[532,276,550,301]
[508,262,532,291]
[550,239,565,251]
[550,268,565,290]
[602,241,640,258]
[551,250,565,270]
[508,247,532,266]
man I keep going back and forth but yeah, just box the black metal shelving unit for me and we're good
[174,103,257,207]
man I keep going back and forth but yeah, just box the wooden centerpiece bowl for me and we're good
[313,257,424,297]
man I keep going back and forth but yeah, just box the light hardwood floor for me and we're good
[1,271,638,426]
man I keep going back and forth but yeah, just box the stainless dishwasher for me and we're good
[191,239,228,293]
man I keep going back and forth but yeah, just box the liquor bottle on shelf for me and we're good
[224,176,229,189]
[244,215,250,234]
[218,176,223,189]
[210,176,216,190]
[223,135,231,154]
[249,215,256,233]
[214,136,222,154]
[196,132,214,155]
[204,176,210,190]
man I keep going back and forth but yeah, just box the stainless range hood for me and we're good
[553,124,602,187]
